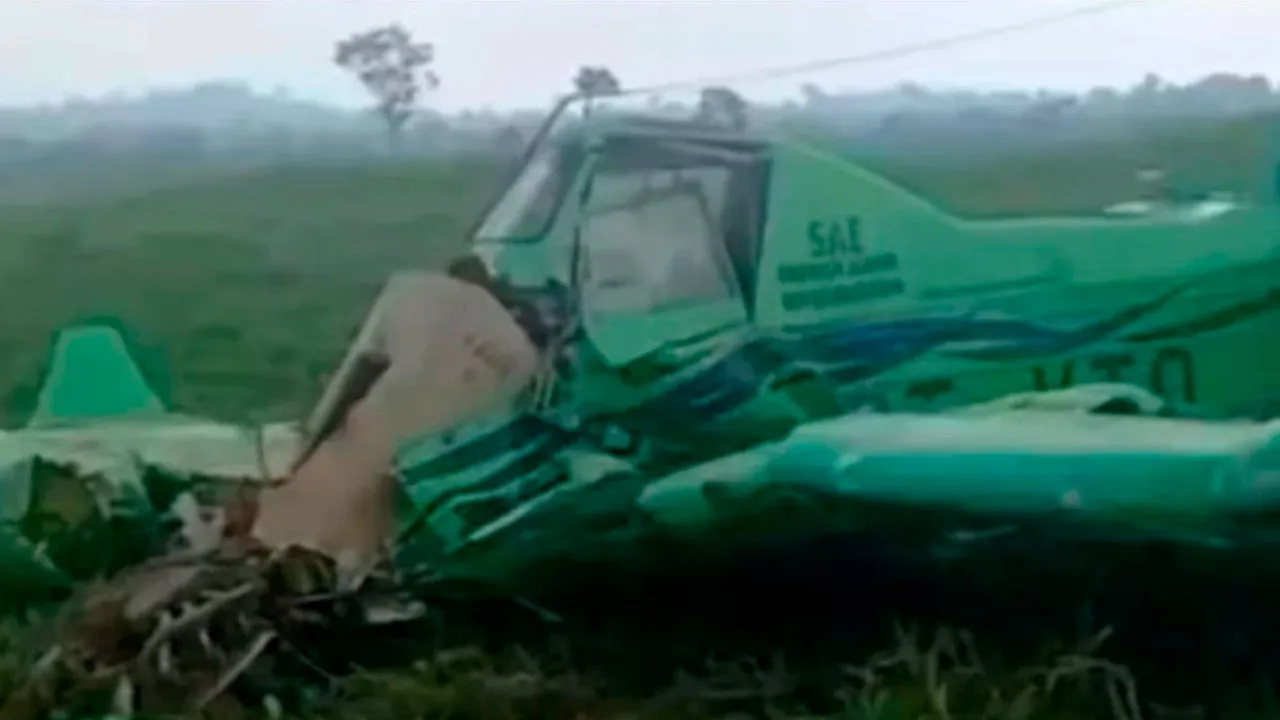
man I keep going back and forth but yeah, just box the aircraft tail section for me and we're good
[27,324,168,428]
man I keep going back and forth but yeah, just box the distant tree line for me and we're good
[2,29,1278,171]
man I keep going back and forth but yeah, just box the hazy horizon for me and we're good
[1,0,1277,113]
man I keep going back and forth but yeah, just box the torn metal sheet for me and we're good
[955,383,1170,416]
[4,420,301,482]
[251,273,538,584]
[0,424,303,609]
[0,451,156,605]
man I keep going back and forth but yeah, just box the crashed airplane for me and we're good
[276,97,1280,589]
[8,94,1280,715]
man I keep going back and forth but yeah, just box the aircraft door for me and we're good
[577,161,751,366]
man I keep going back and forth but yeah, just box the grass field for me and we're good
[0,112,1277,717]
[0,157,501,425]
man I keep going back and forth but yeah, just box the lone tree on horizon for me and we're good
[334,23,439,150]
[697,86,749,130]
[572,66,621,116]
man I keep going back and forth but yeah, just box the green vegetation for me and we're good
[0,156,503,424]
[0,609,1159,719]
[862,111,1276,216]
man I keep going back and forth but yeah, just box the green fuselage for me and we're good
[384,115,1280,576]
[473,121,1280,428]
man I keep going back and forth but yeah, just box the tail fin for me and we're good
[27,324,167,428]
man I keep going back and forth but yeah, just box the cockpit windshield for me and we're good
[472,149,564,242]
[470,95,583,244]
[468,93,767,302]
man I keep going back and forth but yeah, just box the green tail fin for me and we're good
[27,325,167,428]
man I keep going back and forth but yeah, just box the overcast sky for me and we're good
[0,0,1275,112]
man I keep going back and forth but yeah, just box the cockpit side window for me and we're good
[580,165,743,315]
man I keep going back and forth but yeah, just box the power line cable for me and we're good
[615,0,1136,98]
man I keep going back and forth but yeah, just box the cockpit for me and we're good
[467,103,771,365]
[471,105,768,301]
